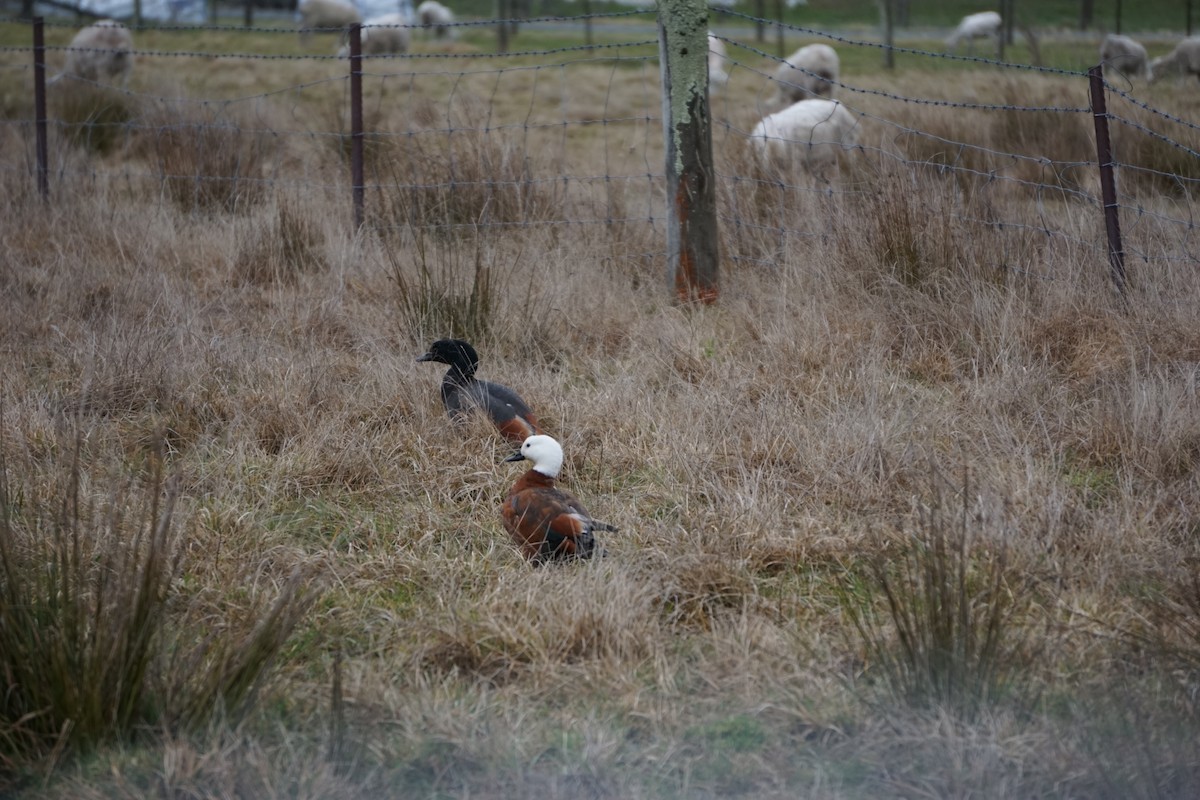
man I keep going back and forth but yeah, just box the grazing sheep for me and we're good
[336,12,411,58]
[297,0,362,43]
[708,32,729,90]
[750,98,859,179]
[1149,37,1200,82]
[945,11,1002,56]
[51,19,133,86]
[771,43,839,106]
[1100,33,1149,80]
[417,0,455,39]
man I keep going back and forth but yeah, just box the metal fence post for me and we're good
[1088,65,1127,295]
[33,16,48,201]
[349,23,364,230]
[582,0,593,49]
[774,0,784,58]
[658,0,720,304]
[881,0,895,69]
[497,0,509,53]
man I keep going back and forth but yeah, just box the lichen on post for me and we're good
[657,0,721,305]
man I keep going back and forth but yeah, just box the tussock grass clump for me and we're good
[1114,564,1200,701]
[51,81,137,155]
[138,101,271,213]
[233,197,328,286]
[0,436,181,763]
[1107,87,1200,199]
[883,75,1094,197]
[162,563,325,730]
[715,136,832,268]
[385,228,515,343]
[374,95,568,234]
[0,430,323,773]
[1152,567,1200,679]
[835,168,987,291]
[411,568,656,686]
[659,554,760,631]
[987,79,1094,192]
[842,469,1048,719]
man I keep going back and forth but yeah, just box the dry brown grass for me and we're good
[2,22,1199,799]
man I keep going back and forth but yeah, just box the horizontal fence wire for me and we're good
[2,11,1199,280]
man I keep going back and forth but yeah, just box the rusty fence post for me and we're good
[774,0,785,58]
[497,0,509,53]
[33,16,48,201]
[1088,65,1127,295]
[349,23,364,230]
[657,0,720,304]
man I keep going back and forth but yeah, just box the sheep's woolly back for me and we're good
[945,11,1002,51]
[772,43,839,105]
[750,98,859,177]
[59,20,133,85]
[417,0,455,38]
[1149,36,1200,82]
[298,0,362,31]
[336,13,411,57]
[1100,34,1149,80]
[708,33,729,89]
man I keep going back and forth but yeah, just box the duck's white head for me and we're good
[505,434,564,477]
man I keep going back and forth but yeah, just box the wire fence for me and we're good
[2,10,1200,289]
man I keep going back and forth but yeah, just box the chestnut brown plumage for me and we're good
[502,435,616,564]
[417,339,542,444]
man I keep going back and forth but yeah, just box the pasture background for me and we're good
[1,2,1199,797]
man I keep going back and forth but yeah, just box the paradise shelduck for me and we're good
[502,435,616,564]
[417,338,542,444]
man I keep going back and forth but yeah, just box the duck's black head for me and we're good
[417,339,480,374]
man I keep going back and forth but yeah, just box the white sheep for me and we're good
[417,1,455,39]
[708,32,729,90]
[1100,34,1149,80]
[1149,37,1200,82]
[944,11,1002,56]
[750,98,859,179]
[336,13,411,58]
[771,43,839,106]
[51,19,133,86]
[297,0,362,43]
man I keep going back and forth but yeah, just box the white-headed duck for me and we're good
[502,435,615,564]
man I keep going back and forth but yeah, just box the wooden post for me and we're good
[774,0,784,58]
[582,0,593,49]
[881,0,895,70]
[1088,65,1127,295]
[349,23,364,230]
[658,0,720,304]
[497,0,509,53]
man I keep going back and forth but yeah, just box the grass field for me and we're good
[2,7,1200,799]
